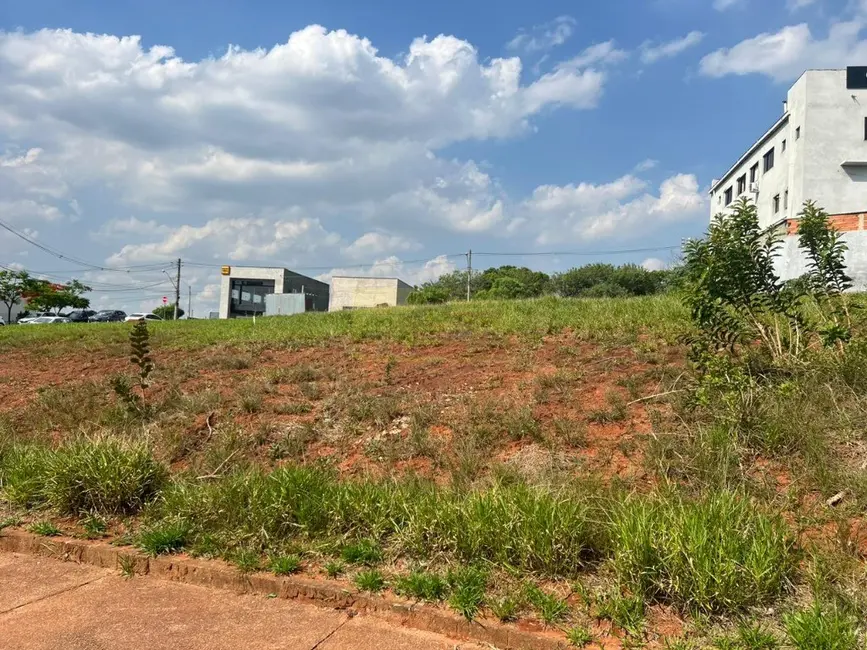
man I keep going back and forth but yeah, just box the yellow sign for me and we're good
[221,265,231,276]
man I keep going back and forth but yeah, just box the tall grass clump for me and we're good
[610,491,796,615]
[144,465,604,576]
[0,440,165,515]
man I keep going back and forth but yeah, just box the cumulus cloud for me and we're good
[700,21,867,81]
[317,254,458,286]
[521,173,705,245]
[640,31,704,64]
[342,232,422,259]
[507,16,577,54]
[641,257,668,271]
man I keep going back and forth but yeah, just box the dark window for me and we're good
[763,148,775,173]
[782,139,787,153]
[864,117,867,141]
[724,187,733,206]
[773,194,780,214]
[784,190,789,210]
[750,163,759,184]
[229,279,275,317]
[737,174,746,195]
[796,126,801,140]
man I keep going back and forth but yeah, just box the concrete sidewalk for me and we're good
[0,552,486,650]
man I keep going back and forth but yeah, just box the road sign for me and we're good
[162,296,167,304]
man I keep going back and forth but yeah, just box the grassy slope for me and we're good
[0,295,688,352]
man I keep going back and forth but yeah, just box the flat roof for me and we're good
[709,112,789,194]
[332,275,404,281]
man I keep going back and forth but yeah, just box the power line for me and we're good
[473,245,681,257]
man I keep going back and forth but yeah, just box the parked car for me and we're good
[90,310,127,323]
[124,313,163,322]
[66,309,97,323]
[28,316,71,324]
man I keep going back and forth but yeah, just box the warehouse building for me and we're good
[218,266,329,319]
[328,276,413,311]
[709,68,867,286]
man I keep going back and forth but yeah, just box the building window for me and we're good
[796,126,801,140]
[737,174,746,195]
[782,139,787,153]
[724,187,733,206]
[763,148,775,173]
[863,117,867,141]
[784,190,789,210]
[773,194,780,214]
[750,163,759,184]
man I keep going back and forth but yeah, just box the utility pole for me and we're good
[174,258,181,321]
[466,249,472,302]
[188,285,192,320]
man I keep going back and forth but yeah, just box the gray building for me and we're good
[328,276,413,311]
[709,68,867,286]
[218,266,329,319]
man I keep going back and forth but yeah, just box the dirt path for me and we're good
[0,551,487,650]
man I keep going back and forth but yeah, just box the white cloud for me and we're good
[521,173,705,245]
[558,41,629,69]
[317,254,458,287]
[700,21,867,81]
[713,0,742,10]
[342,232,422,259]
[96,216,173,238]
[640,31,704,64]
[788,0,818,10]
[634,159,659,172]
[507,16,576,54]
[641,257,668,271]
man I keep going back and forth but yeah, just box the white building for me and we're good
[328,276,413,311]
[709,68,867,286]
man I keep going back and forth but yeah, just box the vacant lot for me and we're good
[1,295,865,648]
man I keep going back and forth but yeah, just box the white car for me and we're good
[28,316,71,324]
[124,313,164,322]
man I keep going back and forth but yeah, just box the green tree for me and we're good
[152,305,184,320]
[0,269,31,323]
[27,279,92,314]
[551,264,616,297]
[406,286,449,305]
[475,266,550,299]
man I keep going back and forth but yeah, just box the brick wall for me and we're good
[786,212,866,235]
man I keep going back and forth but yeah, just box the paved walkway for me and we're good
[0,552,486,650]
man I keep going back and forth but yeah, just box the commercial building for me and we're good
[709,68,867,286]
[218,266,329,319]
[328,276,413,311]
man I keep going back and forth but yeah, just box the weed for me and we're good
[273,402,312,416]
[566,626,595,648]
[211,354,252,370]
[324,561,345,578]
[784,603,859,650]
[128,319,155,404]
[239,387,264,414]
[736,622,778,650]
[81,514,108,539]
[268,423,317,461]
[394,570,448,602]
[269,554,302,576]
[341,539,383,566]
[231,548,262,573]
[597,592,645,638]
[289,366,320,383]
[137,520,189,556]
[587,391,628,424]
[552,418,588,448]
[447,567,487,621]
[384,356,398,385]
[610,492,795,615]
[0,515,21,531]
[489,592,523,622]
[117,554,137,579]
[28,520,60,536]
[354,569,386,593]
[526,585,570,625]
[298,382,323,401]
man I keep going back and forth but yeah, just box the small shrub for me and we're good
[81,514,108,539]
[341,539,383,566]
[137,520,189,556]
[289,366,320,383]
[552,418,588,448]
[394,570,448,602]
[117,554,137,579]
[239,388,264,414]
[566,626,595,648]
[597,592,645,638]
[784,603,859,650]
[587,391,628,424]
[526,585,570,625]
[298,382,322,401]
[270,554,302,576]
[231,548,261,573]
[28,520,61,537]
[447,567,487,621]
[354,569,386,593]
[324,561,345,578]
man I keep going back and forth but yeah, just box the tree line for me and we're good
[407,263,679,304]
[0,270,91,323]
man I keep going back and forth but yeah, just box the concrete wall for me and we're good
[328,277,409,311]
[219,267,285,319]
[265,293,306,316]
[777,227,867,290]
[283,271,329,312]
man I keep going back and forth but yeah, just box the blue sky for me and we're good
[0,0,863,313]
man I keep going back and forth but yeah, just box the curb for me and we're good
[0,529,568,650]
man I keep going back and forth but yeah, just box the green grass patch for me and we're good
[137,520,189,556]
[394,570,449,602]
[28,520,61,537]
[269,554,302,576]
[354,569,386,593]
[784,603,860,650]
[447,567,487,621]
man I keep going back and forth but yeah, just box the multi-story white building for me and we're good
[709,68,867,286]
